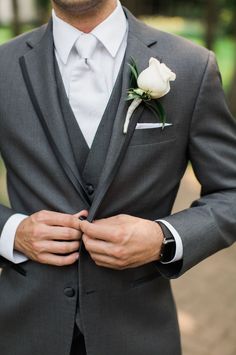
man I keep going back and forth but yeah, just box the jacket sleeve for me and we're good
[157,51,236,278]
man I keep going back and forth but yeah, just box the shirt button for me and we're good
[64,287,75,298]
[86,184,94,195]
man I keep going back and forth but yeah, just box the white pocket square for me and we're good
[135,123,173,130]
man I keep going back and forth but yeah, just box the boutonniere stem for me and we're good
[124,57,176,134]
[123,98,142,134]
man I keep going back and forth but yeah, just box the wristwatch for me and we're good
[159,235,176,263]
[159,234,176,263]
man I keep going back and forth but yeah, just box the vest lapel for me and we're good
[19,20,90,206]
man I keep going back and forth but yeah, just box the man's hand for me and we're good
[14,210,88,266]
[80,214,164,270]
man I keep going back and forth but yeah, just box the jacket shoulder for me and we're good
[0,24,47,57]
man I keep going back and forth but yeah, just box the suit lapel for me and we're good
[88,9,160,220]
[19,21,90,206]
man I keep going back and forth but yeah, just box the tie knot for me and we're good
[75,34,98,60]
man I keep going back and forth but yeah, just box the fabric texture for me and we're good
[0,6,235,355]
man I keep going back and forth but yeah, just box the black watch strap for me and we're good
[157,222,176,263]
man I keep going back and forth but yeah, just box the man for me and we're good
[0,0,235,354]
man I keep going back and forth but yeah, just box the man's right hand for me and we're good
[14,210,88,266]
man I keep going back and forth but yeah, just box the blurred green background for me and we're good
[0,1,235,355]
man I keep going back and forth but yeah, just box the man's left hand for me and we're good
[80,215,164,270]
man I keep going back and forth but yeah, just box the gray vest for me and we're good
[54,61,124,204]
[54,59,124,332]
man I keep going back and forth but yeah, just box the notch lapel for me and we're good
[19,21,90,206]
[88,10,160,220]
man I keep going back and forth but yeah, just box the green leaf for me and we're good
[126,92,142,101]
[128,57,139,89]
[145,101,167,128]
[130,57,139,77]
[156,101,167,127]
[128,63,138,81]
[145,102,161,120]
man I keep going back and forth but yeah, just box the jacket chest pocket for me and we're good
[129,124,176,146]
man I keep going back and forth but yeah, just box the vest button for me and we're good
[86,184,94,195]
[64,287,75,298]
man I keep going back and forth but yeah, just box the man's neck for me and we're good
[53,0,117,33]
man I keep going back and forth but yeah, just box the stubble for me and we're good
[52,0,107,14]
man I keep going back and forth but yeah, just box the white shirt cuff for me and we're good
[0,214,28,264]
[156,219,183,264]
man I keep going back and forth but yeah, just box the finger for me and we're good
[90,252,117,265]
[38,252,79,266]
[83,234,113,256]
[43,240,80,255]
[34,211,81,229]
[41,226,82,241]
[93,215,124,226]
[80,220,119,242]
[74,210,89,219]
[89,252,137,270]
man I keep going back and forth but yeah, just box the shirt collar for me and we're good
[52,1,127,65]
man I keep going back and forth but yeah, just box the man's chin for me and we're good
[52,0,104,14]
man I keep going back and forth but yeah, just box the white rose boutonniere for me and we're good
[123,57,176,134]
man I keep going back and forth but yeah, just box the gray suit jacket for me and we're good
[0,8,235,355]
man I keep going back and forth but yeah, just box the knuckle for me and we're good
[89,251,94,259]
[71,240,80,249]
[117,259,127,269]
[64,228,75,239]
[95,260,103,267]
[116,226,126,243]
[60,244,69,254]
[36,253,46,263]
[31,240,40,252]
[36,210,48,222]
[113,246,126,260]
[90,254,97,262]
[83,236,90,248]
[113,229,122,243]
[62,242,78,254]
[55,258,64,267]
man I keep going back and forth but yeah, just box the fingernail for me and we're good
[79,216,87,221]
[75,253,79,260]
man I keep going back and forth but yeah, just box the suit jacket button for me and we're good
[64,287,75,297]
[86,184,94,195]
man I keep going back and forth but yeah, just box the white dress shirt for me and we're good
[53,2,128,147]
[0,1,183,264]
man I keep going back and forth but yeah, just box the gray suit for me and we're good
[0,8,235,355]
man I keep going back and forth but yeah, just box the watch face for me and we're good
[161,239,176,263]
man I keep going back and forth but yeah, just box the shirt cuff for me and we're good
[0,214,28,264]
[156,219,183,264]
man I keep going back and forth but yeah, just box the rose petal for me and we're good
[137,57,176,99]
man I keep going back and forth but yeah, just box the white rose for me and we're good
[137,57,176,99]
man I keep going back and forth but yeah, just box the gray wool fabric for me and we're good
[0,7,236,355]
